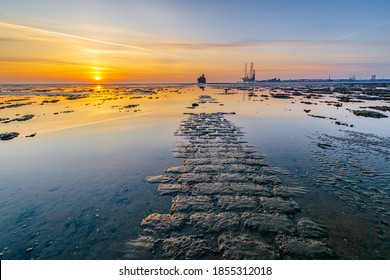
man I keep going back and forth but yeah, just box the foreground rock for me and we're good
[278,237,334,259]
[352,110,388,118]
[190,213,240,233]
[0,132,19,141]
[145,175,174,183]
[219,234,279,259]
[162,236,214,259]
[127,111,334,260]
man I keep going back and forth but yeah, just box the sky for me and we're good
[0,0,389,83]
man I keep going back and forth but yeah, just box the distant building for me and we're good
[371,74,376,81]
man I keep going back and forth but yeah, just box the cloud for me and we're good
[0,57,82,66]
[333,20,390,41]
[0,21,180,58]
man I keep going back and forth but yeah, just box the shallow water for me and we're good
[0,83,389,259]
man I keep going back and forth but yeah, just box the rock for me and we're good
[308,114,326,119]
[157,184,185,195]
[361,105,390,112]
[0,132,19,141]
[26,133,37,138]
[227,164,258,173]
[217,173,247,183]
[141,213,187,231]
[292,92,303,96]
[317,143,332,149]
[352,110,388,118]
[162,236,213,259]
[190,212,240,233]
[218,234,279,260]
[178,173,212,185]
[121,104,139,109]
[192,182,272,196]
[237,158,268,166]
[165,166,193,173]
[217,195,258,211]
[170,196,214,213]
[304,109,311,113]
[242,212,296,234]
[193,165,225,173]
[271,93,291,99]
[184,158,212,165]
[249,175,281,185]
[260,197,300,214]
[126,236,158,259]
[297,218,327,238]
[145,175,174,183]
[278,237,334,259]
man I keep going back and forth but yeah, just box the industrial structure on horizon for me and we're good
[241,62,256,82]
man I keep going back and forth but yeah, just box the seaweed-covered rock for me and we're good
[125,236,158,259]
[192,182,272,196]
[165,165,193,173]
[193,164,225,173]
[278,237,334,259]
[352,110,388,118]
[249,175,281,185]
[141,213,187,231]
[171,196,214,213]
[271,93,291,99]
[241,212,296,234]
[146,175,174,183]
[157,184,185,195]
[190,212,240,233]
[178,173,212,184]
[260,197,300,214]
[0,132,19,141]
[218,234,279,260]
[228,164,258,173]
[162,236,213,259]
[217,195,258,211]
[217,173,247,183]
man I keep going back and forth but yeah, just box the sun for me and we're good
[94,75,101,81]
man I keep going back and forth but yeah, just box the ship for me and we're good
[241,62,256,82]
[197,74,206,84]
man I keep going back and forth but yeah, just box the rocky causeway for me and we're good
[127,112,334,260]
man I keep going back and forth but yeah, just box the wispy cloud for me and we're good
[0,21,180,58]
[333,20,390,41]
[143,38,389,51]
[0,57,85,66]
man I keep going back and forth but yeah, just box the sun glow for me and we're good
[94,75,101,81]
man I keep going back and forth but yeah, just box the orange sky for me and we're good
[1,1,389,83]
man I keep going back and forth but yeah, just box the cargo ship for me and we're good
[197,74,206,84]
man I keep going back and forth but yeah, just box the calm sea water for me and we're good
[0,83,389,259]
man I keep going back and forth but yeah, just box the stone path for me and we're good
[126,112,335,259]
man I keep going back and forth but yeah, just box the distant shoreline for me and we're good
[1,80,390,86]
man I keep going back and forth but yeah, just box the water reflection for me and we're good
[0,83,389,259]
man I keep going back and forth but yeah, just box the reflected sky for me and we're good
[0,84,389,259]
